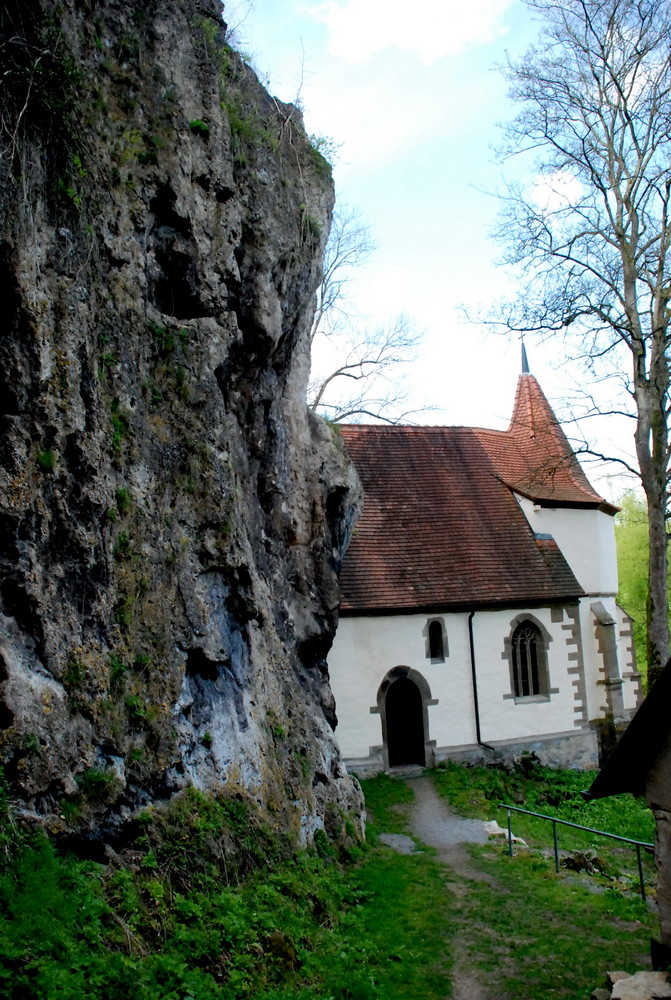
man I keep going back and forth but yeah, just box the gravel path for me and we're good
[403,774,499,1000]
[409,774,490,852]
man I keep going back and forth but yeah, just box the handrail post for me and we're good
[636,843,646,902]
[498,802,652,901]
[553,819,559,873]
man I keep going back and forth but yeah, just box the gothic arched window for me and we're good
[511,621,548,699]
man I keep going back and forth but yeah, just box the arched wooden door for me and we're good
[385,675,426,767]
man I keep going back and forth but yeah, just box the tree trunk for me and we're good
[647,499,669,686]
[636,357,670,687]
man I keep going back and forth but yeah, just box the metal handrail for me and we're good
[499,802,654,900]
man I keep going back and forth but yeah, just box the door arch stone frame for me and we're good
[370,665,438,770]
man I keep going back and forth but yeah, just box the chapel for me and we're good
[327,356,641,772]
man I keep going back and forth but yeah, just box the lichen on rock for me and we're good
[0,0,363,845]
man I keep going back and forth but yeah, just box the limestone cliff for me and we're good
[0,0,363,844]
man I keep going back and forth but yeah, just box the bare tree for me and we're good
[309,207,422,423]
[496,0,671,683]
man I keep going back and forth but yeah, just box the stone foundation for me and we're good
[345,727,600,777]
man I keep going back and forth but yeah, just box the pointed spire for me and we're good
[521,336,530,375]
[506,369,611,507]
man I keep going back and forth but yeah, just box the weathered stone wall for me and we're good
[0,0,362,844]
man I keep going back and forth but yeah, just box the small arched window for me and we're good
[511,621,548,698]
[426,619,447,663]
[428,621,444,660]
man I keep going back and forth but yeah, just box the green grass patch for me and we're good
[0,765,657,1000]
[454,843,654,1000]
[429,761,657,997]
[0,778,453,1000]
[359,771,414,838]
[433,758,654,850]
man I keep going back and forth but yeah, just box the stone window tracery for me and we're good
[511,620,549,699]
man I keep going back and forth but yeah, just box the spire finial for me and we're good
[521,336,530,374]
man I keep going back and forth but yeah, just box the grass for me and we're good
[455,845,653,999]
[0,764,657,999]
[356,775,453,998]
[429,760,657,999]
[433,758,655,841]
[433,758,656,889]
[0,779,452,1000]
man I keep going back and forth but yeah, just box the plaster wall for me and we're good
[580,595,613,720]
[617,605,642,713]
[579,595,641,720]
[470,607,579,742]
[329,606,586,761]
[515,497,618,595]
[329,612,476,759]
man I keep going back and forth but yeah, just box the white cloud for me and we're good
[306,0,513,64]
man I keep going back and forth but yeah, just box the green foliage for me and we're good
[62,659,85,704]
[0,765,655,1000]
[457,841,654,1000]
[134,652,151,671]
[0,836,112,999]
[0,775,452,1000]
[363,768,655,999]
[359,772,414,839]
[1,6,88,216]
[147,320,175,355]
[308,133,338,176]
[188,118,210,135]
[98,351,118,378]
[36,449,55,472]
[113,591,134,626]
[433,758,655,847]
[137,135,161,166]
[221,94,277,156]
[125,695,147,724]
[111,401,129,454]
[115,486,132,515]
[113,531,132,561]
[55,175,82,209]
[109,654,127,692]
[76,767,119,803]
[23,733,41,756]
[615,492,661,686]
[300,204,321,242]
[195,15,221,58]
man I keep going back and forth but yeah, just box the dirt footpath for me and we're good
[383,774,502,1000]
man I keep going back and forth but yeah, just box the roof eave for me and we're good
[507,483,618,516]
[339,593,585,617]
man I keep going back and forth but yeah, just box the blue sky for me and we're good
[223,0,636,499]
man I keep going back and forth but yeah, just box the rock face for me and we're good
[0,0,363,844]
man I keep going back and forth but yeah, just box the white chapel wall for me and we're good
[514,496,618,595]
[473,607,579,742]
[328,612,477,760]
[579,595,642,720]
[329,606,589,763]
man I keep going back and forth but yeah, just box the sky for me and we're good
[222,0,638,501]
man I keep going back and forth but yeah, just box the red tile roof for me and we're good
[486,374,617,512]
[338,375,612,614]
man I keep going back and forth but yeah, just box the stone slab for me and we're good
[611,971,671,999]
